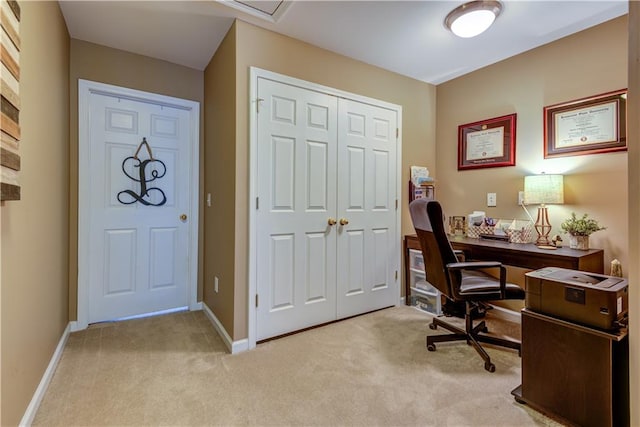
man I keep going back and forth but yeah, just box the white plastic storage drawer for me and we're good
[411,293,443,316]
[409,270,438,296]
[408,249,425,271]
[409,269,442,315]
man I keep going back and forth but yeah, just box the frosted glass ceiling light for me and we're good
[445,1,503,38]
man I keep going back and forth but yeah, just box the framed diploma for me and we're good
[457,114,516,170]
[544,89,627,158]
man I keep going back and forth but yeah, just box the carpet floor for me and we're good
[33,306,561,426]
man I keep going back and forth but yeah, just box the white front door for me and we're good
[336,99,398,318]
[78,80,199,327]
[256,78,339,340]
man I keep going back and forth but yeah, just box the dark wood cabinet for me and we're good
[513,309,629,427]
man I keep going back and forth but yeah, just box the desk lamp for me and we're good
[524,174,564,248]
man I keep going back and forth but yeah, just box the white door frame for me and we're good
[76,79,200,331]
[248,67,402,349]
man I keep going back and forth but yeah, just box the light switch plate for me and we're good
[487,193,497,207]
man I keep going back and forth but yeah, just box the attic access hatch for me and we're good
[218,0,291,22]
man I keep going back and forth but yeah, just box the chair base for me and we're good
[426,302,520,372]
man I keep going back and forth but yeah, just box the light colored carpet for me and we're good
[33,306,561,426]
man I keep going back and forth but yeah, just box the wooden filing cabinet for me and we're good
[513,309,629,427]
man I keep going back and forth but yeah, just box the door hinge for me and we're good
[395,199,398,210]
[256,98,264,113]
[255,294,259,308]
[396,128,399,139]
[256,197,259,210]
[395,270,398,280]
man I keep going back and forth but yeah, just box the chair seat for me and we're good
[459,270,526,300]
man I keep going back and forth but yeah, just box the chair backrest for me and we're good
[409,199,459,300]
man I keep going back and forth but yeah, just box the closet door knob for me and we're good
[328,218,337,226]
[180,214,188,221]
[339,218,349,226]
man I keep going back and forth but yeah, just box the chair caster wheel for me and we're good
[484,362,496,373]
[429,323,437,330]
[427,344,436,351]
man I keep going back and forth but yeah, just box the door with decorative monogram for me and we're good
[79,80,199,326]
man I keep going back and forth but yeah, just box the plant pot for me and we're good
[569,235,589,250]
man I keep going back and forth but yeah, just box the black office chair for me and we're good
[409,199,525,372]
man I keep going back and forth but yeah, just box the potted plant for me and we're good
[560,212,606,250]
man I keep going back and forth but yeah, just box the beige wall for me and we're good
[627,2,638,424]
[0,2,70,425]
[203,19,436,340]
[203,24,238,334]
[436,17,629,273]
[437,14,637,415]
[68,40,205,319]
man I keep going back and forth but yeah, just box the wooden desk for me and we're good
[512,309,629,427]
[404,235,604,305]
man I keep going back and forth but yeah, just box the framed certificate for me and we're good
[457,114,516,170]
[544,89,627,158]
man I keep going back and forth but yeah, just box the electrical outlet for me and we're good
[214,276,219,293]
[487,192,497,207]
[518,191,525,205]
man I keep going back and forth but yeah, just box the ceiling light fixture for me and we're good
[445,0,503,38]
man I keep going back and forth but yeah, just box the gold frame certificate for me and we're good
[458,114,516,170]
[554,101,617,148]
[466,127,504,160]
[545,89,627,158]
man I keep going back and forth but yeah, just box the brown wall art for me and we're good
[1,0,21,201]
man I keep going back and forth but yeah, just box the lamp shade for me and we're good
[524,174,564,205]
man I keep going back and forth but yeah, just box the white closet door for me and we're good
[336,98,398,318]
[256,78,339,340]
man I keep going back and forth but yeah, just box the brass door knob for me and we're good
[339,218,349,226]
[180,214,188,221]
[328,217,337,226]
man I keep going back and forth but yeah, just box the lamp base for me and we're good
[536,244,557,250]
[534,205,553,247]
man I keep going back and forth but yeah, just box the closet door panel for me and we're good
[336,99,398,318]
[256,78,338,340]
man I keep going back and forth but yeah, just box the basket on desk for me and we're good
[505,219,534,244]
[466,224,495,239]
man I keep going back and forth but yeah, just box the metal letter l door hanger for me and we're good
[117,137,167,206]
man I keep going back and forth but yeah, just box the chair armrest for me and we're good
[453,249,465,262]
[446,261,502,270]
[445,261,507,298]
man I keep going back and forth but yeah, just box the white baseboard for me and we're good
[19,323,71,427]
[201,303,248,354]
[69,320,82,332]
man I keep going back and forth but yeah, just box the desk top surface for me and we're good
[446,235,604,258]
[405,234,604,273]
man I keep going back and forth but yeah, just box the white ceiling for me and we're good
[58,0,628,85]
